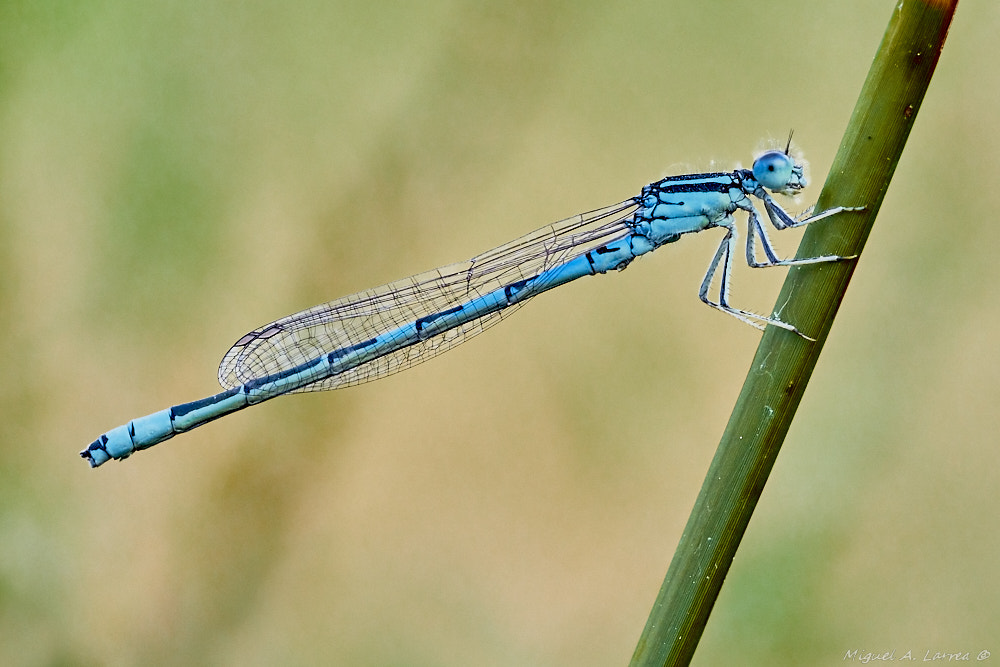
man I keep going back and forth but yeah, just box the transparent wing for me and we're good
[218,198,639,392]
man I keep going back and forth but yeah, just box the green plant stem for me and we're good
[630,2,959,665]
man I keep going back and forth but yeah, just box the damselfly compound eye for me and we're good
[752,150,795,192]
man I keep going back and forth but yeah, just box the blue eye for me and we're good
[752,150,795,191]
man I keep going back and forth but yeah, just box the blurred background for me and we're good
[1,1,995,665]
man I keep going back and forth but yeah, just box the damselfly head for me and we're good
[752,150,807,196]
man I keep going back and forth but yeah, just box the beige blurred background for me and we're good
[1,2,995,665]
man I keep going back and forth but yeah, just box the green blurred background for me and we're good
[1,1,996,665]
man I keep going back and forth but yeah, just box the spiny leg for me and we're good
[698,221,809,338]
[745,207,847,269]
[794,204,866,226]
[758,190,864,230]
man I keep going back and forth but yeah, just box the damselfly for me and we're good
[82,142,860,467]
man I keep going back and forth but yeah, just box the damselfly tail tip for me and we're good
[80,441,110,468]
